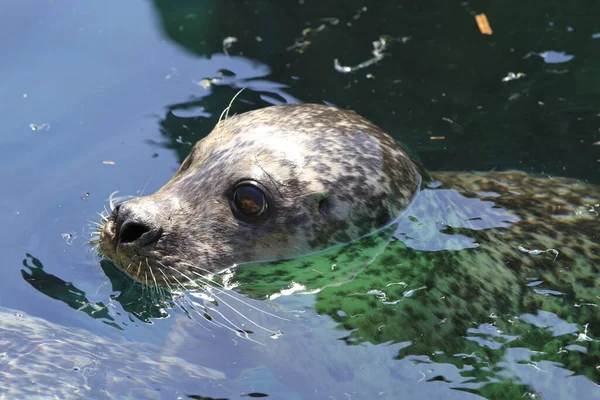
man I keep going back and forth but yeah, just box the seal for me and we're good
[98,104,423,285]
[90,103,600,393]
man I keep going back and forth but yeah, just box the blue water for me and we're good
[1,1,599,399]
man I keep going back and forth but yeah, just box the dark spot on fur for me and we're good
[319,198,330,217]
[379,254,398,267]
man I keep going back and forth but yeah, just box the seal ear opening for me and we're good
[318,198,330,218]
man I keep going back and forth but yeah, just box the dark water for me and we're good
[1,1,599,399]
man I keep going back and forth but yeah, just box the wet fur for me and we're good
[98,104,422,284]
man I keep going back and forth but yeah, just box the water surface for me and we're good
[1,1,599,399]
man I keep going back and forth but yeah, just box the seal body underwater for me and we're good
[98,104,424,284]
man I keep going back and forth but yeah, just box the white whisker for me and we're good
[224,87,245,120]
[108,191,120,211]
[147,258,159,291]
[139,179,151,197]
[161,263,266,344]
[178,262,289,322]
[188,269,289,322]
[206,286,282,335]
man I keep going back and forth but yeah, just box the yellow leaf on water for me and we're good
[475,13,493,35]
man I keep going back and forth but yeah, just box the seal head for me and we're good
[99,104,421,284]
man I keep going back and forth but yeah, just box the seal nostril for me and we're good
[119,221,151,244]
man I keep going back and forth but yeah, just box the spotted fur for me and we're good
[99,104,422,283]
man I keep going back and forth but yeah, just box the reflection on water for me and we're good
[394,185,520,252]
[157,55,301,164]
[0,305,230,399]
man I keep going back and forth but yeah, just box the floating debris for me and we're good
[270,331,283,340]
[222,36,238,56]
[193,76,224,89]
[193,78,213,89]
[287,18,338,53]
[352,6,368,21]
[61,232,76,245]
[502,72,526,82]
[102,160,116,165]
[334,35,409,73]
[301,24,326,37]
[321,17,339,25]
[475,13,493,35]
[29,123,50,131]
[286,40,311,53]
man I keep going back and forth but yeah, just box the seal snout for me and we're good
[112,202,162,248]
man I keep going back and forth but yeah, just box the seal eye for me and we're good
[232,184,268,220]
